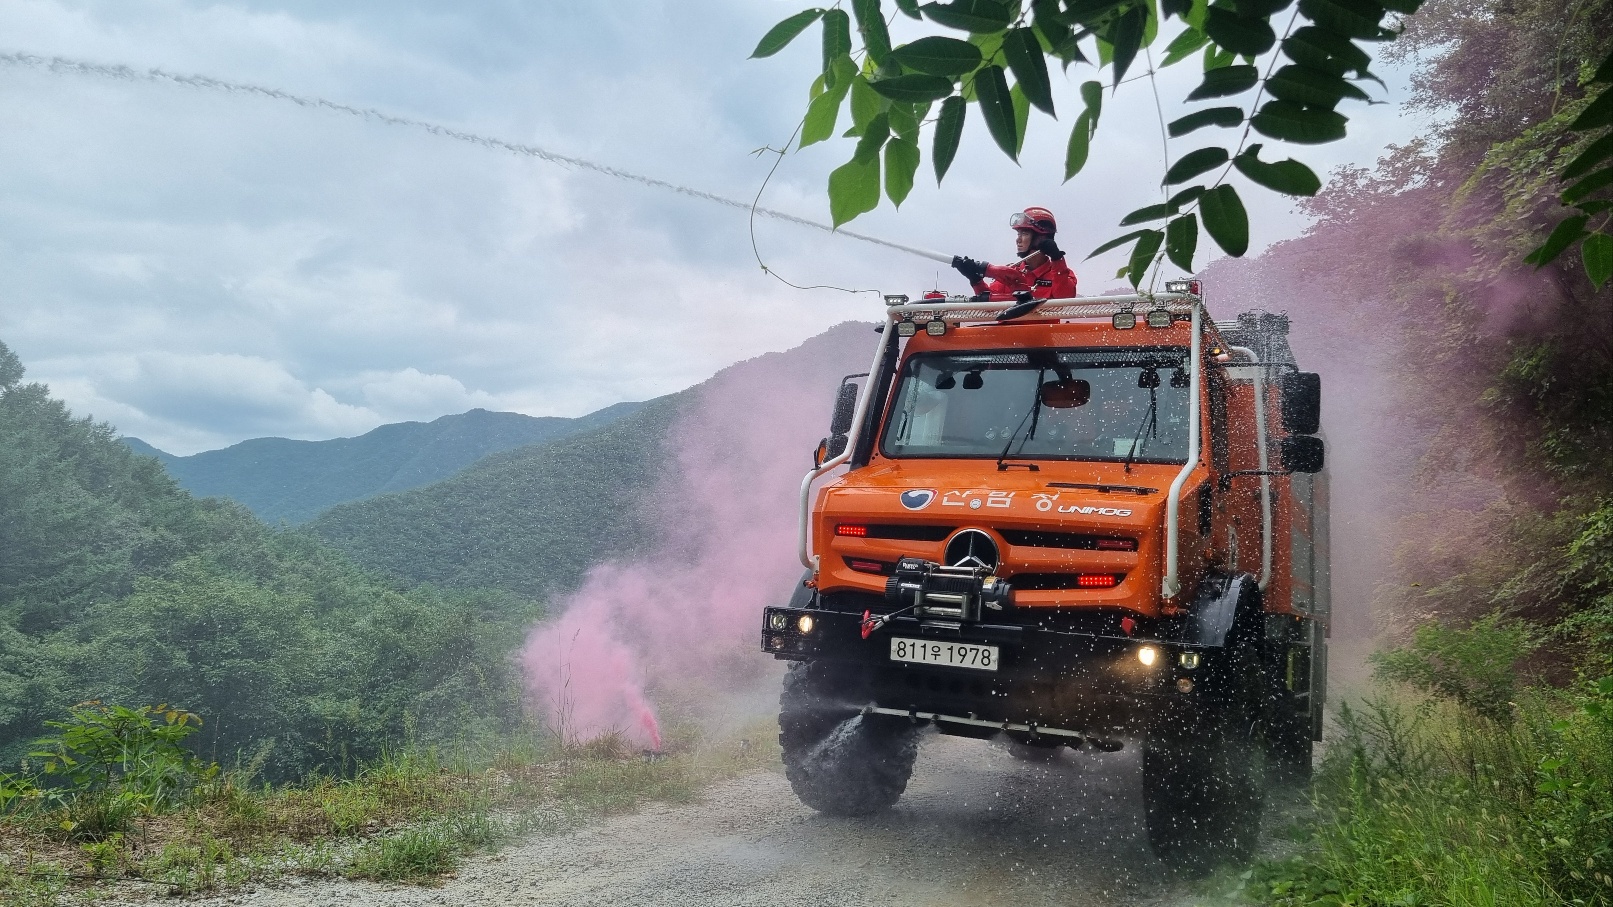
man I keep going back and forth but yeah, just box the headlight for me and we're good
[767,612,787,631]
[797,615,815,634]
[1137,645,1158,667]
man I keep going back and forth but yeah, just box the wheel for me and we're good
[779,661,919,816]
[1142,589,1266,871]
[1265,709,1314,783]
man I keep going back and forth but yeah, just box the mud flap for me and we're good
[1180,572,1258,649]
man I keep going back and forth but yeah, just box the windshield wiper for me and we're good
[997,370,1045,472]
[1123,385,1159,474]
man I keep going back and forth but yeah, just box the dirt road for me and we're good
[183,733,1226,907]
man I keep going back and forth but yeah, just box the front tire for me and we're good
[779,661,919,816]
[1142,590,1267,871]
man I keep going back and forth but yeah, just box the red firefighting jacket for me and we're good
[970,255,1078,301]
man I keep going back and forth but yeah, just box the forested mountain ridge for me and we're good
[122,402,646,525]
[0,340,532,778]
[306,394,684,597]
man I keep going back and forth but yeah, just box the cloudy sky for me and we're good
[0,1,1432,454]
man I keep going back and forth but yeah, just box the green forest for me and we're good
[0,339,545,781]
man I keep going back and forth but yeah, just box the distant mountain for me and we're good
[306,394,683,598]
[303,321,874,599]
[122,403,645,525]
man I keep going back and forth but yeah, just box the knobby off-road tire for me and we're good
[779,660,919,816]
[1264,708,1315,784]
[1142,590,1267,872]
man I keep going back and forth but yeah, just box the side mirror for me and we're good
[829,382,858,437]
[814,436,848,467]
[1281,435,1324,474]
[1280,372,1321,435]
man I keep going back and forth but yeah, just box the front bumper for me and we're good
[762,603,1217,741]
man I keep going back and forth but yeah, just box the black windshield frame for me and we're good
[878,346,1195,466]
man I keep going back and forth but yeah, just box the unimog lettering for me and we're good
[764,291,1329,872]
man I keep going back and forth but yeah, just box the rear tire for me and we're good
[779,661,919,816]
[1265,709,1314,783]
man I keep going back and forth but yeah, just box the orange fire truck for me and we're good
[762,285,1329,867]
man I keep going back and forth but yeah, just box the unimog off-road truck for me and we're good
[761,286,1329,867]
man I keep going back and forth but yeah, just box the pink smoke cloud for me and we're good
[520,321,876,747]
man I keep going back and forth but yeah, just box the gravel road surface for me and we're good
[166,732,1226,907]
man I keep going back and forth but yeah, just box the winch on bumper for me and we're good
[761,560,1217,744]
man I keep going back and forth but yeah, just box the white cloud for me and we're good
[0,1,1433,454]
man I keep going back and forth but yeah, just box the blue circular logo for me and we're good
[900,489,936,510]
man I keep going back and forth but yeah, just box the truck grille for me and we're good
[999,530,1137,551]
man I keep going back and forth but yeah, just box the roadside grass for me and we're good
[1220,678,1613,907]
[0,715,780,905]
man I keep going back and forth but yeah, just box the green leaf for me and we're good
[1081,80,1104,120]
[1109,4,1148,85]
[1187,64,1259,100]
[1584,232,1613,289]
[849,76,884,133]
[1250,100,1348,144]
[1169,184,1207,207]
[822,9,853,73]
[1266,64,1370,108]
[1562,166,1613,205]
[1203,42,1236,70]
[1564,134,1613,182]
[1570,88,1613,131]
[801,61,856,147]
[1010,82,1031,155]
[1160,28,1210,67]
[1003,27,1056,115]
[975,64,1019,161]
[1524,215,1588,267]
[1199,184,1249,256]
[1120,202,1180,225]
[1233,145,1322,195]
[885,137,921,206]
[1127,230,1165,286]
[1087,229,1153,258]
[1297,0,1390,40]
[920,0,1014,32]
[1166,214,1199,271]
[1064,111,1094,179]
[829,155,882,226]
[889,36,984,75]
[1281,26,1370,76]
[853,0,893,64]
[896,0,923,18]
[888,101,920,139]
[868,73,957,103]
[934,95,967,183]
[854,112,892,162]
[751,9,825,58]
[1165,146,1231,184]
[1168,106,1244,136]
[1204,7,1277,56]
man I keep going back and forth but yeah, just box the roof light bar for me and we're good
[896,321,917,337]
[884,294,910,306]
[1165,280,1201,295]
[925,320,947,336]
[1145,309,1173,329]
[1112,310,1137,330]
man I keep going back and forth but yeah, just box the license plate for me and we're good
[890,637,998,672]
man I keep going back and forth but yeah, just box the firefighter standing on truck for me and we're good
[951,207,1078,301]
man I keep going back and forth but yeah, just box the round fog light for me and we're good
[1137,645,1158,667]
[1176,677,1195,693]
[797,615,815,634]
[767,612,787,631]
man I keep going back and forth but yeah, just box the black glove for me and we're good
[951,255,989,283]
[1039,239,1065,261]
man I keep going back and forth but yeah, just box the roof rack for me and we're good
[886,292,1203,325]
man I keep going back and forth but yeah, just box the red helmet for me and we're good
[1009,206,1057,235]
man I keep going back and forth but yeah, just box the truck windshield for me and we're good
[880,349,1193,464]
